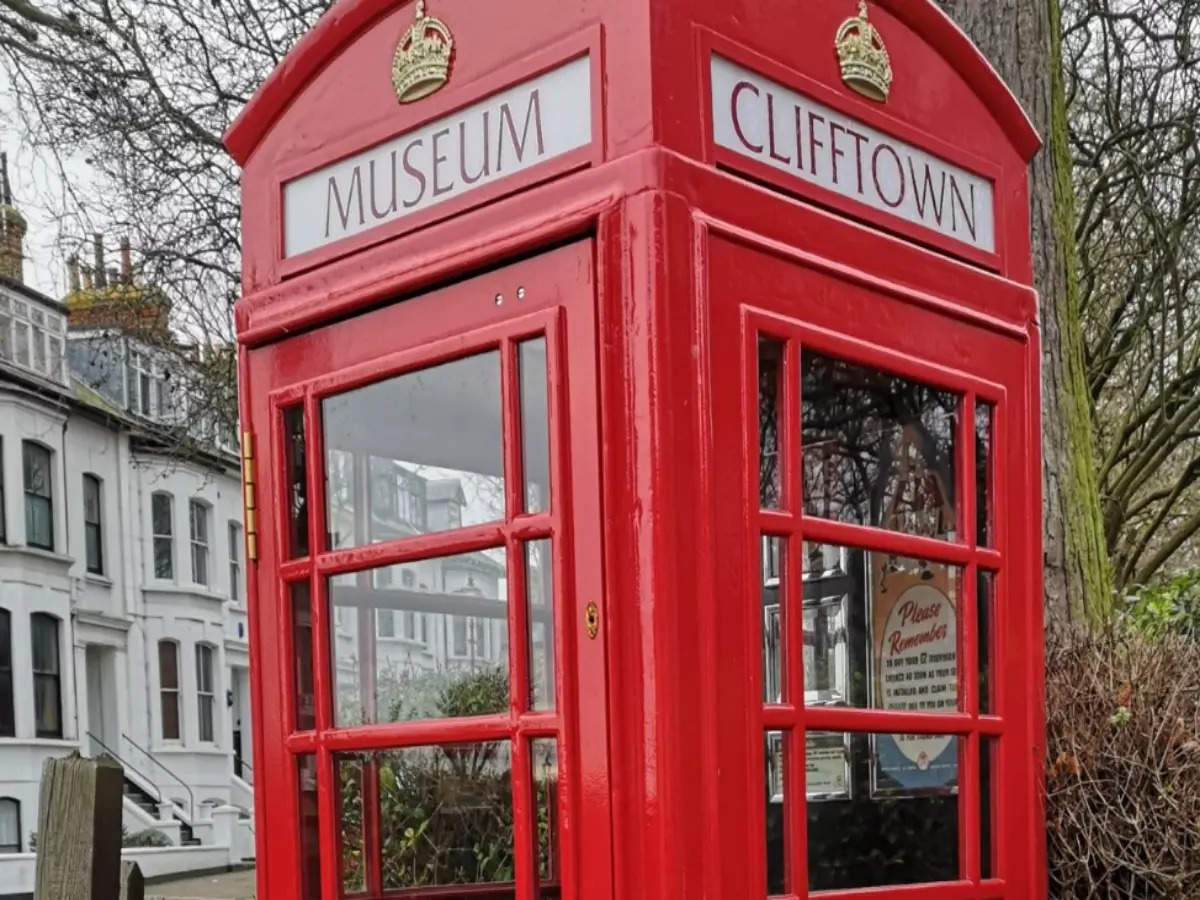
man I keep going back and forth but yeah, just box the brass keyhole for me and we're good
[585,602,600,640]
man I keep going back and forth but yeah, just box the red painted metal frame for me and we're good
[231,2,1045,898]
[243,244,612,900]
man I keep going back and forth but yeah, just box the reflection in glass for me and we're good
[322,352,505,552]
[298,755,320,899]
[978,571,993,715]
[803,544,961,713]
[982,737,996,879]
[976,402,993,546]
[292,582,316,731]
[805,731,851,800]
[759,337,784,509]
[339,756,365,894]
[284,406,309,559]
[808,732,960,890]
[764,731,786,895]
[527,541,555,710]
[338,743,514,892]
[762,536,784,704]
[330,550,509,727]
[802,353,959,540]
[520,339,551,514]
[532,739,559,884]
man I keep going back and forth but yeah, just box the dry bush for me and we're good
[1045,621,1200,898]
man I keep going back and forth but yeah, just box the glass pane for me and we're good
[527,540,554,710]
[162,690,180,741]
[807,731,960,890]
[802,353,959,540]
[34,674,60,736]
[762,536,783,704]
[23,443,49,495]
[765,731,787,895]
[31,616,58,672]
[159,642,178,689]
[152,494,172,535]
[337,756,366,894]
[323,352,504,551]
[338,742,515,892]
[298,755,321,900]
[292,583,316,731]
[532,738,559,885]
[978,570,993,715]
[981,737,996,880]
[520,338,551,514]
[284,406,309,559]
[975,402,993,547]
[759,337,784,509]
[330,549,509,727]
[803,544,961,712]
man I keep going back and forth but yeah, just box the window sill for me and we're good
[0,544,73,566]
[143,584,226,604]
[83,572,113,588]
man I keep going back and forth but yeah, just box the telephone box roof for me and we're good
[224,0,1040,166]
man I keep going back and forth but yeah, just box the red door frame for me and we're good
[242,242,613,900]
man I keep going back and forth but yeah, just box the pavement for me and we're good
[147,868,256,900]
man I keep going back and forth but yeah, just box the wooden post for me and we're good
[119,861,145,900]
[33,752,124,900]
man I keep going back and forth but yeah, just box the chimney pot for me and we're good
[120,237,132,283]
[93,233,106,288]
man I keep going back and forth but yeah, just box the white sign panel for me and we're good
[284,55,592,258]
[710,55,995,254]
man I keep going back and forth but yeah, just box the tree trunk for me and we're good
[935,0,1112,623]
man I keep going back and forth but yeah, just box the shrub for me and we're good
[1045,620,1200,898]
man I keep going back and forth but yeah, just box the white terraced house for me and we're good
[0,161,254,897]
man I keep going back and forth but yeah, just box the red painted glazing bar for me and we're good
[315,716,526,752]
[799,517,973,566]
[804,706,978,736]
[784,338,808,895]
[809,879,979,900]
[315,522,511,575]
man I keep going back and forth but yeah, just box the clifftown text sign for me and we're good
[710,55,995,254]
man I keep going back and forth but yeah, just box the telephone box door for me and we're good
[244,240,613,900]
[708,233,1040,897]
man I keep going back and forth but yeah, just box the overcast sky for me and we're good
[1,73,96,299]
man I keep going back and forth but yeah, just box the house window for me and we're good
[377,610,396,638]
[22,442,52,550]
[83,475,103,574]
[152,492,174,579]
[0,798,19,853]
[452,616,468,656]
[196,644,215,742]
[0,610,12,738]
[190,500,210,586]
[159,640,181,740]
[228,521,242,603]
[13,321,29,367]
[31,613,61,738]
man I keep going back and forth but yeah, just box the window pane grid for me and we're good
[283,326,565,899]
[757,327,1003,895]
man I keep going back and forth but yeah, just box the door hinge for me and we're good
[241,429,259,561]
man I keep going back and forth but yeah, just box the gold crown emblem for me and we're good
[392,1,453,103]
[835,1,893,102]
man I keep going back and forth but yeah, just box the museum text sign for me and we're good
[283,55,592,258]
[710,55,995,254]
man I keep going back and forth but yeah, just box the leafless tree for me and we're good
[0,0,331,444]
[1063,0,1200,589]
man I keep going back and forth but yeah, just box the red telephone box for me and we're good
[227,1,1045,898]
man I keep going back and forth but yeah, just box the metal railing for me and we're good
[85,731,163,808]
[233,754,253,785]
[121,732,195,824]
